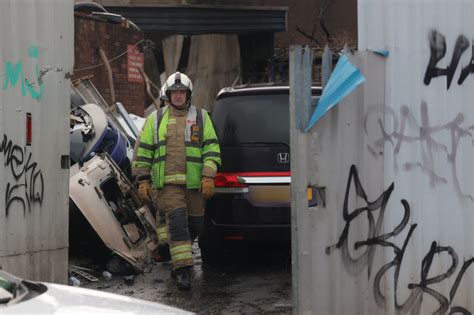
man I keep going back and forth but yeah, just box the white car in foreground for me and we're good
[0,271,191,314]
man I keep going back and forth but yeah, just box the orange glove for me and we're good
[138,180,152,202]
[200,177,215,200]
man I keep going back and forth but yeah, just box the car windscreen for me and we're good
[212,94,290,147]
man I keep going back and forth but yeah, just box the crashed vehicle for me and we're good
[70,103,129,168]
[69,153,158,271]
[0,271,190,314]
[69,79,156,272]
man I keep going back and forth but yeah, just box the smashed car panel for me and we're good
[70,103,128,167]
[71,78,136,143]
[69,153,158,272]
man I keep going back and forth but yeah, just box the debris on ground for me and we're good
[68,276,81,287]
[123,275,135,286]
[102,271,113,281]
[70,267,99,282]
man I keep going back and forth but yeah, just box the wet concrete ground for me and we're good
[80,242,292,314]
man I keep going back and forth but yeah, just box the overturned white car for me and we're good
[69,79,157,272]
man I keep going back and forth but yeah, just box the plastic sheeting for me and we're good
[305,55,365,131]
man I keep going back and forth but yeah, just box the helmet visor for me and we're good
[167,82,189,91]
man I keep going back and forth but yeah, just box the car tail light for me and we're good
[214,172,292,188]
[214,173,248,188]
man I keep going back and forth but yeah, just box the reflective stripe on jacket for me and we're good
[133,105,221,189]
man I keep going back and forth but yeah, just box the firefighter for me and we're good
[132,83,171,262]
[153,83,171,261]
[133,72,221,291]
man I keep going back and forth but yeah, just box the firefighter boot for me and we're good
[176,266,191,291]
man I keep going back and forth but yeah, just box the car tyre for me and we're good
[198,211,223,266]
[198,221,223,267]
[199,240,222,266]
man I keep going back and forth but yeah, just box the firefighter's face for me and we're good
[170,90,187,108]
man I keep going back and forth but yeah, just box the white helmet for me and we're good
[164,72,193,104]
[159,84,168,101]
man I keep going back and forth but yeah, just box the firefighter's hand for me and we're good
[138,180,152,202]
[200,177,215,200]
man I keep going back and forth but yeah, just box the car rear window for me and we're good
[212,93,290,147]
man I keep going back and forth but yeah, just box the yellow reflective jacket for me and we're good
[133,105,221,189]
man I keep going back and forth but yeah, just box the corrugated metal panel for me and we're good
[293,0,474,313]
[105,5,287,34]
[0,0,74,283]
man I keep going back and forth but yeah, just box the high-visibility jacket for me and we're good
[133,105,221,189]
[164,107,188,185]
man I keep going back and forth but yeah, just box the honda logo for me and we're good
[277,152,290,164]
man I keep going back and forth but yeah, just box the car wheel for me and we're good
[199,241,222,266]
[198,223,223,267]
[198,210,223,266]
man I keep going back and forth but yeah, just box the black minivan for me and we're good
[199,84,321,265]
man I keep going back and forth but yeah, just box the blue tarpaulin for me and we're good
[305,54,365,132]
[371,49,389,57]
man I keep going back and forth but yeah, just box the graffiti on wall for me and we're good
[424,30,474,89]
[2,46,44,100]
[1,134,44,217]
[364,102,474,201]
[326,165,473,315]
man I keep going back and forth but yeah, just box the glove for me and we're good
[200,177,215,200]
[138,180,152,202]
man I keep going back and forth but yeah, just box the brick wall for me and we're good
[73,14,146,116]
